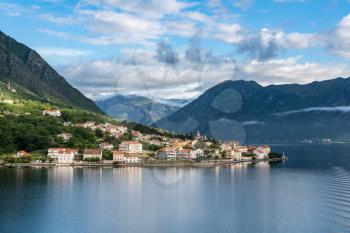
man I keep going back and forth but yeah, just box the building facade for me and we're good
[119,141,142,153]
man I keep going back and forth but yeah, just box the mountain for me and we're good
[96,94,179,125]
[156,98,193,107]
[0,31,103,114]
[154,78,350,142]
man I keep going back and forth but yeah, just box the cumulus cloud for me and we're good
[236,28,321,60]
[328,14,350,58]
[275,106,350,116]
[35,47,91,57]
[79,0,196,18]
[58,48,238,100]
[233,0,254,10]
[241,56,349,85]
[155,41,179,65]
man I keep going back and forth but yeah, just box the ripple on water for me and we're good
[316,167,350,232]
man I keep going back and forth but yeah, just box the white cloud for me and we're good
[236,28,322,60]
[233,0,254,10]
[328,14,350,58]
[78,0,196,18]
[58,48,238,100]
[275,106,350,116]
[241,56,349,85]
[35,47,91,58]
[0,3,25,16]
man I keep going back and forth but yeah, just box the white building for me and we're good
[47,148,78,163]
[253,149,268,159]
[99,142,114,150]
[119,141,142,153]
[226,149,242,160]
[83,149,102,160]
[1,99,14,104]
[112,151,142,163]
[113,151,124,162]
[176,148,197,160]
[15,150,29,158]
[157,147,177,160]
[43,109,61,117]
[57,133,72,141]
[124,154,142,163]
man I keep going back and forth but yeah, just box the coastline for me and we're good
[0,157,287,169]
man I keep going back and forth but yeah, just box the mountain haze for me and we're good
[0,31,103,113]
[154,78,350,142]
[96,94,179,125]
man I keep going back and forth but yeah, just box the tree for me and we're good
[102,150,113,160]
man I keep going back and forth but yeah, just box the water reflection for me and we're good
[1,144,350,232]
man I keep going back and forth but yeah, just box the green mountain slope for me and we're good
[0,31,103,114]
[154,78,350,142]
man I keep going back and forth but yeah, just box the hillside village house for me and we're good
[131,130,142,138]
[83,149,102,160]
[84,121,96,129]
[99,142,114,150]
[15,150,29,157]
[119,141,143,153]
[112,151,142,164]
[157,147,177,160]
[104,123,127,134]
[63,121,72,127]
[43,109,61,117]
[1,99,14,104]
[149,139,162,146]
[57,133,72,141]
[47,148,78,163]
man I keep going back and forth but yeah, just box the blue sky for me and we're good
[1,0,350,100]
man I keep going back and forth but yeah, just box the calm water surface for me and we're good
[1,144,350,233]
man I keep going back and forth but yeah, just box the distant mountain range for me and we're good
[0,31,102,114]
[96,94,180,125]
[155,98,193,107]
[154,78,350,142]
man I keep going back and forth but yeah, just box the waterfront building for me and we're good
[119,141,142,153]
[47,148,78,163]
[113,151,125,162]
[157,147,177,160]
[253,149,268,159]
[112,151,142,163]
[83,149,102,160]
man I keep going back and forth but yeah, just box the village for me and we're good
[6,108,282,167]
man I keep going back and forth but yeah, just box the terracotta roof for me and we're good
[158,147,176,152]
[84,149,102,155]
[113,151,124,156]
[122,141,141,145]
[48,148,77,153]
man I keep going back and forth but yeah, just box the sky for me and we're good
[1,0,350,101]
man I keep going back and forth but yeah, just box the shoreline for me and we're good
[0,157,287,168]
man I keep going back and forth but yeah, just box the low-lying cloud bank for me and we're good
[275,106,350,116]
